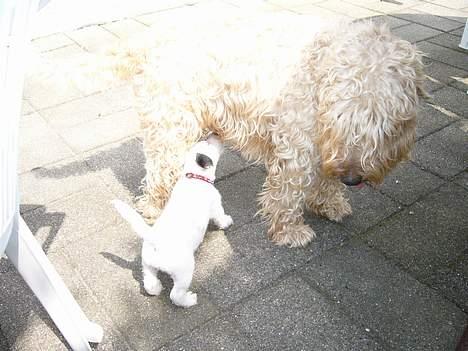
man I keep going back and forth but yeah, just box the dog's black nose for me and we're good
[340,174,363,186]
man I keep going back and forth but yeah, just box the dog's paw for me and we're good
[270,223,316,248]
[173,291,198,308]
[217,215,233,229]
[307,197,352,222]
[144,276,163,296]
[323,198,352,222]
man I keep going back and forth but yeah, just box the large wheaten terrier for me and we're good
[93,16,426,247]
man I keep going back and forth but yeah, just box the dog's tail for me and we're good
[112,200,156,242]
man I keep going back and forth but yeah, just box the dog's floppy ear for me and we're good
[196,153,213,169]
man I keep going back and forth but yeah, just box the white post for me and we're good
[1,1,103,349]
[459,19,468,50]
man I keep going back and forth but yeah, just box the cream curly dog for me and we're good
[89,16,425,247]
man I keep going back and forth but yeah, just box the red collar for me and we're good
[185,172,214,184]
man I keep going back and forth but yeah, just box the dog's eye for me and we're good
[196,153,213,169]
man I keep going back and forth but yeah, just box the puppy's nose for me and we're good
[340,174,363,186]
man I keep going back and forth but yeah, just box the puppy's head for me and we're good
[183,134,223,177]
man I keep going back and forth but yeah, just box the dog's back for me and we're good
[152,176,221,250]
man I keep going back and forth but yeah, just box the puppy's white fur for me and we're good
[112,135,232,307]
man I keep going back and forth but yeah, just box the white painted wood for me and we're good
[0,1,103,349]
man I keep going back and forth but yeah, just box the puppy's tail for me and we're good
[112,200,155,242]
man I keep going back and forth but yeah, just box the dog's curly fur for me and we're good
[96,16,426,247]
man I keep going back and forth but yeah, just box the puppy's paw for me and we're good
[172,291,198,308]
[144,276,163,296]
[217,215,233,229]
[184,291,198,307]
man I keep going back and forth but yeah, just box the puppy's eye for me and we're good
[196,153,213,169]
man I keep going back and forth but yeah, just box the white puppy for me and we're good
[112,135,232,307]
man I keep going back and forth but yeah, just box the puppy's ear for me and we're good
[206,133,223,153]
[196,153,213,169]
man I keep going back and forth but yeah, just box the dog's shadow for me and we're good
[99,252,173,296]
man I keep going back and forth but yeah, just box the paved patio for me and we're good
[1,0,467,350]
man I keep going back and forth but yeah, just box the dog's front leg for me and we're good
[258,159,315,247]
[305,175,352,222]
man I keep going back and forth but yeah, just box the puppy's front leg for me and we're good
[211,194,233,229]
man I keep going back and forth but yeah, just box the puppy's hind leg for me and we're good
[142,262,163,296]
[141,245,163,296]
[169,255,197,308]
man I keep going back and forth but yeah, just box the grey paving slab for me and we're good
[453,170,468,190]
[57,108,139,153]
[31,33,75,53]
[21,185,121,251]
[413,121,467,179]
[392,23,443,43]
[159,315,254,351]
[391,11,464,32]
[412,3,466,24]
[231,274,386,351]
[366,14,410,29]
[193,221,300,309]
[216,166,265,229]
[416,100,459,138]
[21,99,35,115]
[216,148,250,180]
[23,69,84,110]
[423,57,468,94]
[318,0,380,19]
[416,41,468,71]
[39,43,86,62]
[424,73,445,93]
[379,161,445,205]
[19,156,103,208]
[428,0,468,10]
[450,26,465,36]
[102,18,148,39]
[63,223,218,351]
[363,183,468,281]
[425,249,468,313]
[428,32,468,52]
[359,0,421,14]
[341,185,400,233]
[428,85,468,119]
[290,3,351,20]
[83,138,146,202]
[0,249,130,351]
[66,25,119,53]
[268,0,324,7]
[231,212,351,261]
[302,243,467,351]
[192,212,351,309]
[39,85,134,130]
[0,265,54,351]
[449,76,468,93]
[18,112,75,173]
[0,326,10,351]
